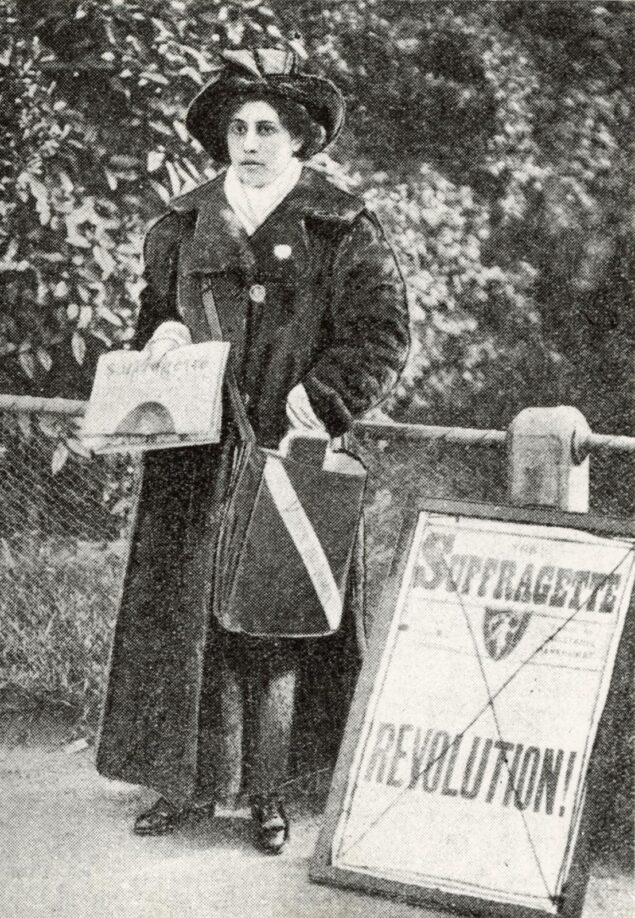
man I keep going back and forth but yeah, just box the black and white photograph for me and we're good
[0,2,633,916]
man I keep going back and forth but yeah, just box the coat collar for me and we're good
[171,167,365,275]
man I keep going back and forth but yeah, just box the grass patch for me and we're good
[0,537,125,738]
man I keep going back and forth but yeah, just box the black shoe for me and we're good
[251,796,289,854]
[133,797,215,836]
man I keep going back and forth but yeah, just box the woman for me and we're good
[96,47,409,853]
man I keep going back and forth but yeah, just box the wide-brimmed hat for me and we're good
[185,48,345,160]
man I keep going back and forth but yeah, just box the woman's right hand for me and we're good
[142,320,192,366]
[143,335,183,368]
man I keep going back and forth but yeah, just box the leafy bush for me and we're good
[364,169,553,427]
[1,0,291,396]
[298,0,634,430]
[2,0,633,433]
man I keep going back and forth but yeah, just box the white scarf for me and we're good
[223,158,302,236]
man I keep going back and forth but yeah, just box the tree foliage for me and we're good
[1,0,289,395]
[283,0,634,429]
[1,0,633,437]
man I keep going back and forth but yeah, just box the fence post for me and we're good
[507,406,591,513]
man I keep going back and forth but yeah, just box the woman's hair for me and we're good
[214,90,326,162]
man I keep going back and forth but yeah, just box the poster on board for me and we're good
[312,507,635,917]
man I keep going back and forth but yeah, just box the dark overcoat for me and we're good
[96,167,409,806]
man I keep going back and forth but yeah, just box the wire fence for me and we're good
[1,399,633,722]
[0,406,136,738]
[0,400,509,732]
[0,399,632,852]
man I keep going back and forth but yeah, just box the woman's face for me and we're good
[226,100,301,187]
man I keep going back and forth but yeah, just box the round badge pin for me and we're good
[249,283,266,304]
[273,244,292,260]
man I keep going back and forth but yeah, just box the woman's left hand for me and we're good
[285,384,326,432]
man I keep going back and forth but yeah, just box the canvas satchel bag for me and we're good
[179,275,367,638]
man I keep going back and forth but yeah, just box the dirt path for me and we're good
[0,745,631,918]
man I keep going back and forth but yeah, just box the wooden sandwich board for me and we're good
[311,499,635,918]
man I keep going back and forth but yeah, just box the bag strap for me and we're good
[200,285,256,445]
[176,262,256,445]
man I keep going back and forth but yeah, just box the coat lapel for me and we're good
[170,168,365,279]
[172,176,256,277]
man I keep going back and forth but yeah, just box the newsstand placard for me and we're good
[312,507,635,917]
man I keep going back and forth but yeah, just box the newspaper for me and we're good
[81,342,230,453]
[331,513,635,914]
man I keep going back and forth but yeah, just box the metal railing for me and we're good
[0,393,633,454]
